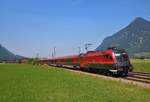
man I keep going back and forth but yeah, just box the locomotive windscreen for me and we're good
[113,48,129,62]
[115,53,128,62]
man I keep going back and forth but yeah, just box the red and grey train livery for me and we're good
[40,47,133,76]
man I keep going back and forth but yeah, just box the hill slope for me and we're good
[96,17,150,56]
[0,44,23,61]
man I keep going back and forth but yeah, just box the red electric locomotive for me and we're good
[40,47,133,76]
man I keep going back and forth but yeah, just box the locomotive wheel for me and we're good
[123,71,128,77]
[118,71,128,77]
[104,71,112,76]
[83,68,91,72]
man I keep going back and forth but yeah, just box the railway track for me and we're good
[125,72,150,84]
[49,65,150,88]
[64,67,150,88]
[63,67,150,88]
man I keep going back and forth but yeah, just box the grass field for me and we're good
[131,59,150,72]
[0,64,150,102]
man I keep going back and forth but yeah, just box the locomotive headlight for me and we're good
[115,53,121,56]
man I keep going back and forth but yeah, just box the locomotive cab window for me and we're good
[105,54,113,60]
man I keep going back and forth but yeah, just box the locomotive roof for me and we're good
[107,47,125,52]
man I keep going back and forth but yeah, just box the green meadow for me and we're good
[131,59,150,72]
[0,64,150,102]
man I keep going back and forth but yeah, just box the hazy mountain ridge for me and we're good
[0,44,23,61]
[96,17,150,57]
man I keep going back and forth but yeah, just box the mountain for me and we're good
[0,44,23,61]
[96,17,150,57]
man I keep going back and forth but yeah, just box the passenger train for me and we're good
[40,47,133,76]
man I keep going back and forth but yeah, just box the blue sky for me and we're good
[0,0,150,57]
